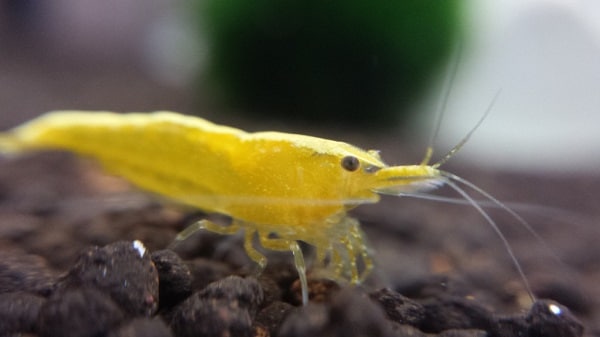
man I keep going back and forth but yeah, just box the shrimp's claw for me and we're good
[314,216,374,285]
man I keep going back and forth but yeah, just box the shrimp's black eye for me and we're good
[341,156,360,172]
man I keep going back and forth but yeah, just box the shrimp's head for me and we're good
[244,134,443,210]
[332,144,444,206]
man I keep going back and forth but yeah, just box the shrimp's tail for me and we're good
[0,132,24,154]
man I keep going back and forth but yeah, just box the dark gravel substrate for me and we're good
[0,151,597,337]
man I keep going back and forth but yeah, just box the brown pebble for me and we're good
[199,275,264,316]
[253,324,270,337]
[255,301,294,337]
[168,276,264,337]
[170,294,253,337]
[290,278,340,305]
[369,288,425,326]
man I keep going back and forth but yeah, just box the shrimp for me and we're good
[0,109,531,305]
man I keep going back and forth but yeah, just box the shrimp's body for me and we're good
[0,111,459,304]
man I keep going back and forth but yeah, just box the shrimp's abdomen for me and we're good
[7,112,244,211]
[6,111,350,227]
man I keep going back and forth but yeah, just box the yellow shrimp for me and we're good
[0,110,531,305]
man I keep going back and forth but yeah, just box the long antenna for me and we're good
[432,89,501,169]
[440,171,536,302]
[420,43,463,166]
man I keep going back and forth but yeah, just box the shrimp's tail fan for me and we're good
[0,132,23,154]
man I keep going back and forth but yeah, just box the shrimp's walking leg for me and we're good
[243,229,268,273]
[339,217,373,283]
[348,222,373,282]
[174,219,241,241]
[315,247,328,267]
[340,234,359,283]
[259,235,309,305]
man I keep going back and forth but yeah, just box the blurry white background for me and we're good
[420,0,600,173]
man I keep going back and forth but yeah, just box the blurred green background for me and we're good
[196,0,460,126]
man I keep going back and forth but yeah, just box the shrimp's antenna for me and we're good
[439,171,536,303]
[421,43,463,166]
[432,89,501,169]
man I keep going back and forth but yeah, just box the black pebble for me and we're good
[60,240,159,317]
[418,296,494,333]
[38,287,125,337]
[493,315,529,337]
[389,322,428,337]
[185,257,233,291]
[437,329,488,337]
[279,287,393,337]
[278,303,329,337]
[0,291,45,335]
[527,300,584,337]
[150,249,193,309]
[0,252,56,295]
[109,317,173,337]
[257,275,284,305]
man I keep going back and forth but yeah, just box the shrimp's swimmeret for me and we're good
[0,111,470,304]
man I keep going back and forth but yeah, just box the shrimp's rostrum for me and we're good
[0,111,443,304]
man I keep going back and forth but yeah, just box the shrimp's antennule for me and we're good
[432,89,501,169]
[419,42,500,170]
[421,44,462,166]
